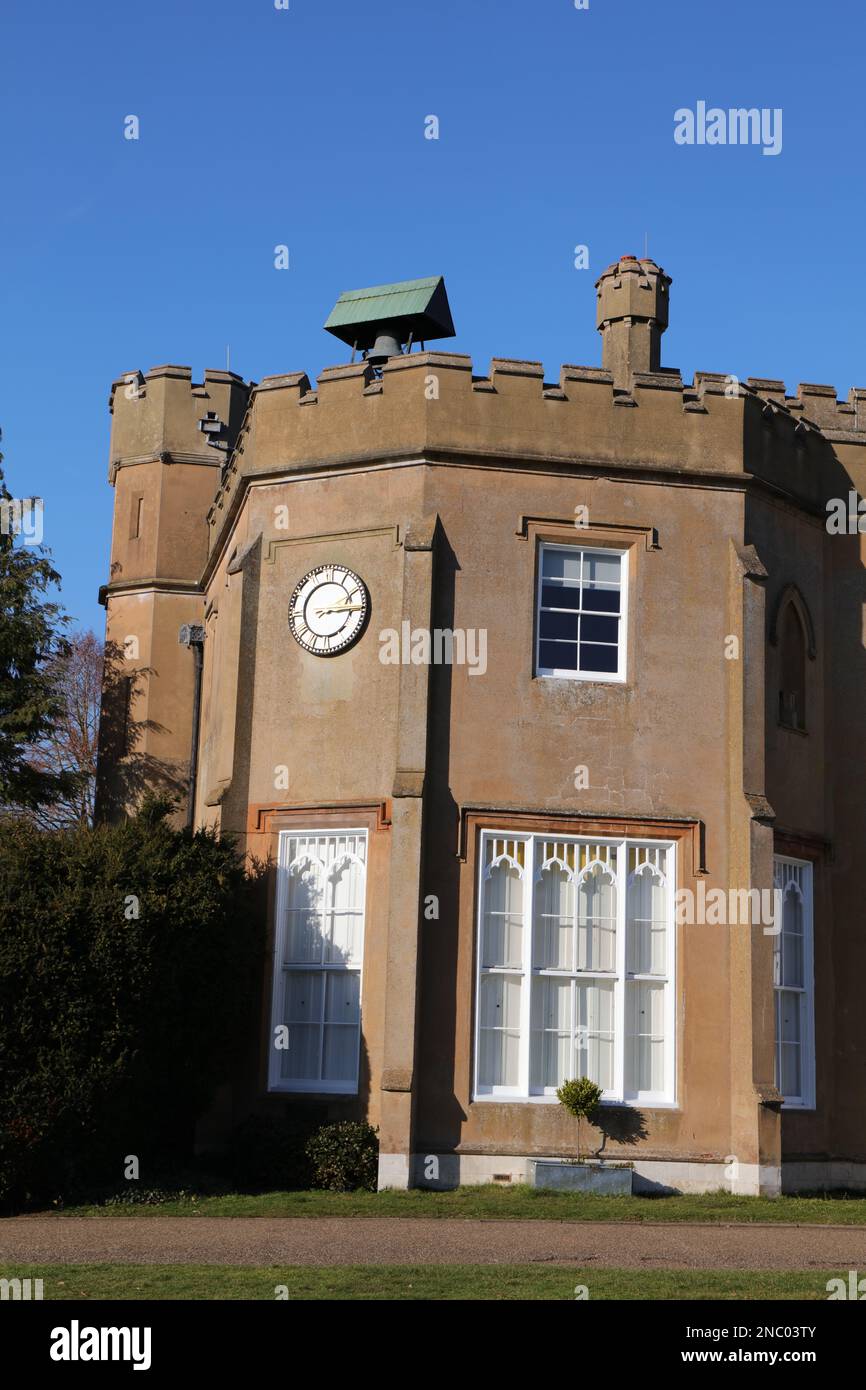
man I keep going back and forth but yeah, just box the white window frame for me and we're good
[473,830,677,1107]
[535,542,629,684]
[773,854,816,1110]
[268,828,368,1095]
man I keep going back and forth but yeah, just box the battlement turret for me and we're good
[596,255,672,387]
[106,366,251,587]
[97,365,252,821]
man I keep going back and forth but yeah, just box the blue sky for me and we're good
[2,0,863,633]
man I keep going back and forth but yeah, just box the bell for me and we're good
[366,328,405,367]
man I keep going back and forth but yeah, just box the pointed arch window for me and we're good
[269,831,367,1094]
[779,603,807,731]
[771,586,815,734]
[475,833,676,1104]
[478,842,525,1089]
[773,855,815,1107]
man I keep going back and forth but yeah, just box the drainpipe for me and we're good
[178,624,206,830]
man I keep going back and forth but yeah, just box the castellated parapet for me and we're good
[203,350,866,570]
[100,262,866,577]
[108,365,251,482]
[106,365,252,586]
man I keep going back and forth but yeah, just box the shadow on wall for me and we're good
[93,639,187,822]
[416,526,468,1146]
[592,1103,649,1158]
[749,421,866,1162]
[198,843,374,1158]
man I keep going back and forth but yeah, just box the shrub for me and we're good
[102,1187,198,1208]
[305,1121,379,1192]
[0,801,264,1210]
[556,1076,603,1162]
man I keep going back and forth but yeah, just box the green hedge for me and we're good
[306,1121,379,1192]
[0,802,263,1210]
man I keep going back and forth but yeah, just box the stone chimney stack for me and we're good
[596,255,671,388]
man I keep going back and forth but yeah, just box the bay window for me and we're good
[475,832,676,1104]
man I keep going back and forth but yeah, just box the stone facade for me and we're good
[96,256,866,1194]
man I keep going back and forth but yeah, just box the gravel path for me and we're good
[2,1217,865,1269]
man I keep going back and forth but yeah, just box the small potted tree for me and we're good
[530,1076,632,1193]
[557,1077,603,1164]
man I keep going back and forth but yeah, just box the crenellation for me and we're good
[632,371,684,392]
[316,362,370,385]
[108,363,252,482]
[789,382,866,435]
[798,382,838,397]
[257,371,312,394]
[746,378,786,396]
[143,363,193,381]
[741,377,866,436]
[489,358,545,378]
[851,388,866,434]
[194,346,797,559]
[388,350,472,372]
[112,273,866,586]
[109,370,145,413]
[559,365,612,382]
[693,372,732,396]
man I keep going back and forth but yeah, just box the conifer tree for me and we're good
[0,436,76,812]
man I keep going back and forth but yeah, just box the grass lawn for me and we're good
[48,1184,866,1224]
[0,1263,833,1300]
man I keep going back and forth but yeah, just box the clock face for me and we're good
[288,564,369,656]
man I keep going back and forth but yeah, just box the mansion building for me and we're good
[95,258,866,1194]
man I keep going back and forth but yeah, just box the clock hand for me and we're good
[314,602,365,615]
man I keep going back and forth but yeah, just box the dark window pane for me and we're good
[541,583,581,611]
[539,640,578,671]
[579,643,619,673]
[580,614,619,644]
[540,610,579,642]
[581,585,620,614]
